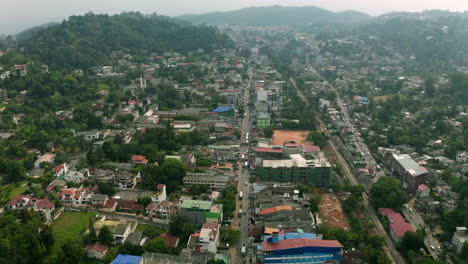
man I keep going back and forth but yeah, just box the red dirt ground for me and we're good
[272,130,312,145]
[319,192,351,231]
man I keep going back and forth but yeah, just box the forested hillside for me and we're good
[18,12,233,70]
[358,12,468,66]
[179,6,371,27]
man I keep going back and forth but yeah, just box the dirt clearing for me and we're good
[272,130,311,145]
[319,192,350,231]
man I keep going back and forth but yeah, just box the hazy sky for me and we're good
[1,0,467,35]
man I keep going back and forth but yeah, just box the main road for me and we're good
[231,81,254,264]
[290,77,405,264]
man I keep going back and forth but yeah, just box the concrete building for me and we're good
[198,223,220,254]
[452,227,468,254]
[385,153,429,192]
[183,174,229,190]
[417,184,430,198]
[180,200,213,225]
[259,154,333,187]
[260,235,343,264]
[257,112,271,127]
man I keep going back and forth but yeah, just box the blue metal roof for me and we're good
[213,106,235,112]
[264,232,321,242]
[112,254,142,264]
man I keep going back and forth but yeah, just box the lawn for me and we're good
[0,181,27,202]
[51,211,97,251]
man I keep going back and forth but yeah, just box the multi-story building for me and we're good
[385,153,429,192]
[180,200,214,225]
[452,227,468,254]
[258,154,333,187]
[179,200,223,225]
[183,174,229,191]
[260,234,343,264]
[146,200,178,221]
[257,112,271,127]
[198,223,220,254]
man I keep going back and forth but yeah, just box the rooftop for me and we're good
[112,254,142,264]
[262,238,343,252]
[260,205,294,215]
[392,153,428,176]
[254,147,283,154]
[180,200,213,210]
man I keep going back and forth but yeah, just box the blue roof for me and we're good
[213,106,235,112]
[112,254,142,264]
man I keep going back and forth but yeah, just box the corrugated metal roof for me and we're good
[262,238,343,251]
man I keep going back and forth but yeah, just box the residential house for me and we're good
[5,195,55,221]
[116,200,145,214]
[53,163,69,176]
[417,184,430,198]
[151,184,167,203]
[90,194,109,208]
[57,188,91,205]
[63,170,86,183]
[76,130,101,141]
[131,155,148,166]
[111,223,133,244]
[85,242,108,259]
[34,153,55,168]
[146,201,178,221]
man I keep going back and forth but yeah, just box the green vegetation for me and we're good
[370,177,409,211]
[0,211,54,264]
[50,212,96,253]
[20,12,233,70]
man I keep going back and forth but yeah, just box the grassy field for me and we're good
[0,181,27,202]
[51,211,96,251]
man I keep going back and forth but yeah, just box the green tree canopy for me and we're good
[370,176,409,211]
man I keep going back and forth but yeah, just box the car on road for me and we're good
[430,246,435,250]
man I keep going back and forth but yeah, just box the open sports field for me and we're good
[51,211,96,251]
[272,130,311,145]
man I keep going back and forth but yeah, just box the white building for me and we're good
[452,227,468,254]
[151,184,167,203]
[198,223,220,254]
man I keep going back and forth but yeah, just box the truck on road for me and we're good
[241,245,246,256]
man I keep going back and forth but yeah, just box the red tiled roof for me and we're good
[260,205,294,215]
[131,155,147,161]
[390,221,414,237]
[104,199,117,208]
[262,238,343,252]
[254,147,283,153]
[157,184,166,189]
[53,164,64,173]
[36,199,54,209]
[378,208,396,216]
[418,184,429,191]
[85,242,108,254]
[6,195,31,206]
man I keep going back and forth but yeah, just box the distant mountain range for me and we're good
[178,6,372,27]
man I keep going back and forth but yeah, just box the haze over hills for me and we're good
[178,6,372,27]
